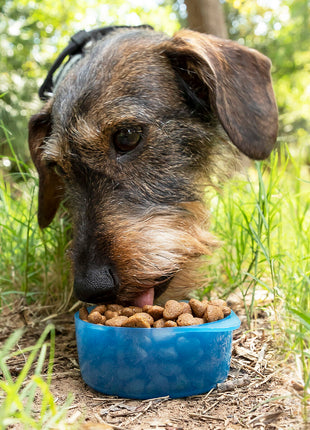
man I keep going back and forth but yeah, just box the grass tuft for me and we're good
[0,324,73,429]
[207,144,310,418]
[0,121,71,310]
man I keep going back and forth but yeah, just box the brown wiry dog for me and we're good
[28,27,278,307]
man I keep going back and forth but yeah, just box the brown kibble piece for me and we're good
[124,313,154,328]
[189,298,208,317]
[193,317,205,325]
[177,313,193,326]
[153,318,166,328]
[121,307,135,317]
[139,312,154,324]
[124,319,150,328]
[106,304,123,313]
[177,314,194,326]
[142,304,152,313]
[79,306,89,321]
[92,304,106,314]
[147,305,164,320]
[105,310,119,320]
[177,314,205,326]
[129,306,142,313]
[222,305,231,317]
[105,316,129,327]
[210,299,227,307]
[180,302,192,315]
[163,300,184,320]
[164,320,178,327]
[122,306,143,316]
[204,304,224,322]
[88,311,106,324]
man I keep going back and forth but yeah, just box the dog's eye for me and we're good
[113,128,142,153]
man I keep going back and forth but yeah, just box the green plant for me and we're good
[206,143,310,421]
[288,304,310,421]
[0,324,73,429]
[0,121,71,309]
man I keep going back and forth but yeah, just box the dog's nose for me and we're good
[74,265,118,303]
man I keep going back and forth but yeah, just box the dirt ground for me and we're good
[1,299,308,430]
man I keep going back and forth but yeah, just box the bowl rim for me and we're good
[75,307,241,333]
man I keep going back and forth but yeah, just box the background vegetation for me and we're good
[0,0,309,426]
[1,0,309,161]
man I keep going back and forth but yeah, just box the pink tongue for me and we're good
[133,288,154,307]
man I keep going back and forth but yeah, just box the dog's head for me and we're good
[29,27,278,306]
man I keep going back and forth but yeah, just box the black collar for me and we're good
[39,25,153,101]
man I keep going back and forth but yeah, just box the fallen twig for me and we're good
[234,345,258,361]
[254,368,281,388]
[217,375,251,392]
[189,412,225,421]
[231,356,266,376]
[254,343,268,372]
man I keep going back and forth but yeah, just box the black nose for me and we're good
[74,265,119,303]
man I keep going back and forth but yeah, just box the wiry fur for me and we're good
[105,201,218,303]
[28,27,278,305]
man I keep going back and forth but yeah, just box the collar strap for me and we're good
[39,25,153,101]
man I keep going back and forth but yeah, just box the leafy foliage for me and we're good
[2,0,309,162]
[0,0,182,161]
[1,0,309,162]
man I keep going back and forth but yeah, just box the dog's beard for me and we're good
[105,201,218,305]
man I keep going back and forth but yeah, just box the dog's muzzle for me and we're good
[74,264,119,303]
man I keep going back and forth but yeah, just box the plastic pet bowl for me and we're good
[74,309,240,399]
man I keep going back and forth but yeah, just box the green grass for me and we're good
[0,122,71,310]
[206,145,310,419]
[0,122,309,424]
[0,324,73,429]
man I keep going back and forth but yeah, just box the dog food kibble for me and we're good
[92,304,106,314]
[79,307,89,322]
[107,304,123,313]
[146,305,164,320]
[163,300,185,320]
[79,298,231,327]
[88,311,106,325]
[104,310,119,319]
[124,313,154,328]
[204,304,224,322]
[189,298,208,317]
[105,316,129,327]
[121,306,142,317]
[222,305,232,317]
[180,301,192,314]
[164,320,178,327]
[153,318,166,328]
[177,313,205,326]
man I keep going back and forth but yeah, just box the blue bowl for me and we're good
[74,309,240,399]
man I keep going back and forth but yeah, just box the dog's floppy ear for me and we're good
[28,102,64,228]
[163,29,278,159]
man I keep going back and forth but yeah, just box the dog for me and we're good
[28,26,278,307]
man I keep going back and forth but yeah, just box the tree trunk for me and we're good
[185,0,228,39]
